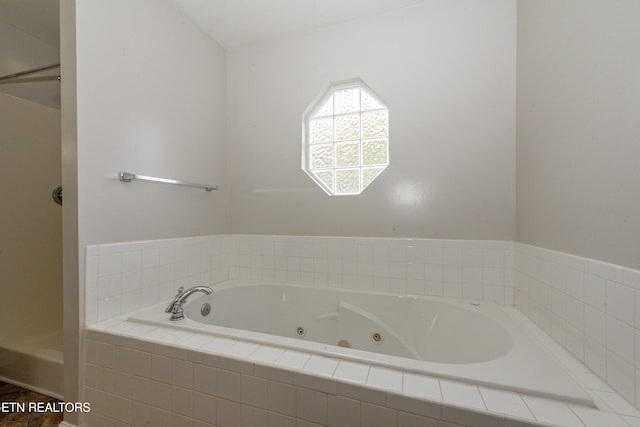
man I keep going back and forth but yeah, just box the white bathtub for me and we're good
[129,280,593,406]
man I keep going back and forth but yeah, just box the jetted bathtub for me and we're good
[129,280,593,406]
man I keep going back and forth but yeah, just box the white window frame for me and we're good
[302,78,390,196]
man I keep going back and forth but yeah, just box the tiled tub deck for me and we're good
[82,305,640,427]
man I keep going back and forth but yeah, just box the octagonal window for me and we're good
[302,78,389,195]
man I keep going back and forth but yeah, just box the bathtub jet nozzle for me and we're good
[165,286,213,321]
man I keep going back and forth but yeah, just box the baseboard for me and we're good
[58,422,76,427]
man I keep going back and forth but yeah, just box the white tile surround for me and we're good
[81,234,640,426]
[85,235,515,326]
[85,235,229,324]
[515,243,640,410]
[226,235,515,305]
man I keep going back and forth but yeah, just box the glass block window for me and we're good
[302,79,389,196]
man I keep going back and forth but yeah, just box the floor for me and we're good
[0,381,63,427]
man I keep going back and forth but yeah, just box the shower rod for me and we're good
[118,172,218,192]
[0,63,60,83]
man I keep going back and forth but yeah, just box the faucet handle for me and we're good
[170,300,185,321]
[164,287,186,313]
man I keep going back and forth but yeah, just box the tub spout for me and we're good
[164,285,213,321]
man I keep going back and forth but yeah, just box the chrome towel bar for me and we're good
[118,172,218,192]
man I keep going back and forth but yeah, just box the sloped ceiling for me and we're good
[0,0,427,108]
[170,0,428,49]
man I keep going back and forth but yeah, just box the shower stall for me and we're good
[0,63,64,398]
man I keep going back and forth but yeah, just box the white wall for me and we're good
[64,0,229,419]
[516,0,640,270]
[75,0,228,248]
[0,94,62,338]
[227,0,516,240]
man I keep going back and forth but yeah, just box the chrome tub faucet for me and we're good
[165,285,213,321]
